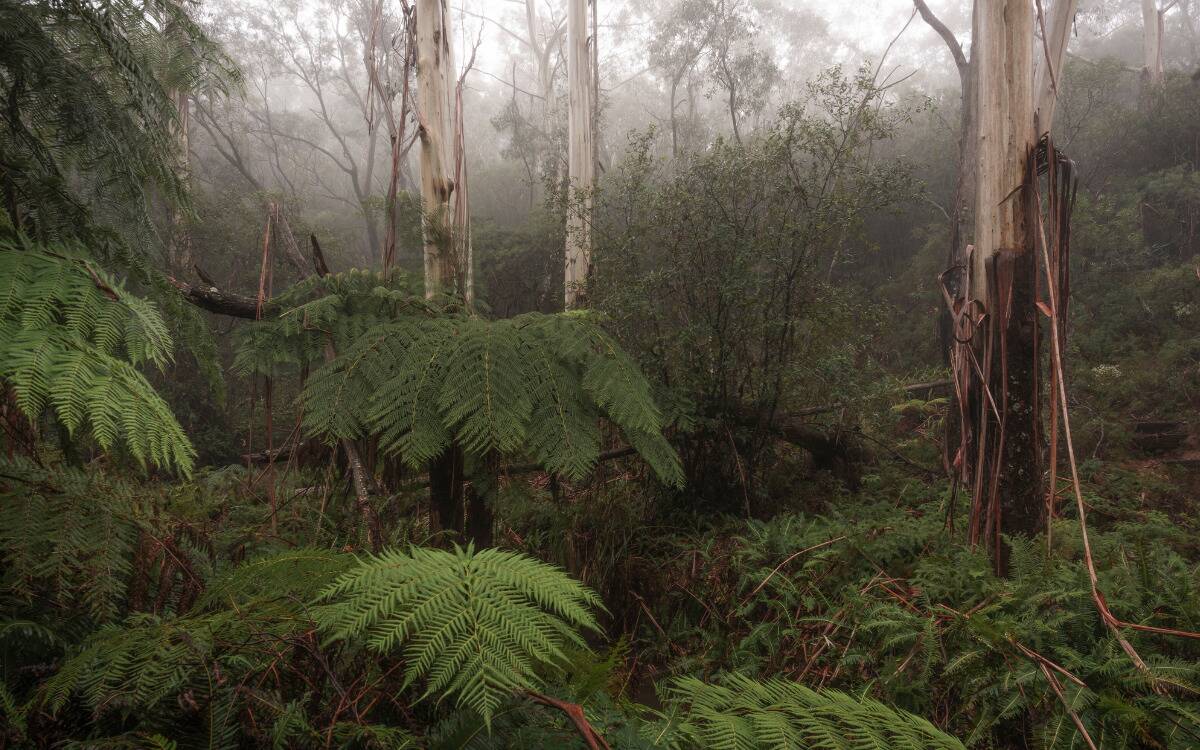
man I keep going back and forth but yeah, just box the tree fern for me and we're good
[316,545,604,724]
[0,238,194,473]
[0,0,237,254]
[300,307,683,486]
[655,674,965,750]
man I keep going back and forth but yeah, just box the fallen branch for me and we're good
[168,274,270,319]
[792,379,952,417]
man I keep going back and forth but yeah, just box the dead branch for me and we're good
[913,0,968,80]
[168,275,270,319]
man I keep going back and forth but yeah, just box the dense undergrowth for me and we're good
[3,0,1200,746]
[3,445,1198,748]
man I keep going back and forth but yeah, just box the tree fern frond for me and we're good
[0,240,194,473]
[316,545,603,724]
[300,302,682,486]
[657,674,966,750]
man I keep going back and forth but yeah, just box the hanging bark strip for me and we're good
[1030,137,1200,679]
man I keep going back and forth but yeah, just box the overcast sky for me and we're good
[454,0,975,96]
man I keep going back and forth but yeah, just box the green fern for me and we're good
[316,545,604,724]
[302,308,683,486]
[0,456,138,622]
[0,239,195,473]
[655,673,965,750]
[0,0,237,255]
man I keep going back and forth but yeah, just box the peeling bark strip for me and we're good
[564,0,595,309]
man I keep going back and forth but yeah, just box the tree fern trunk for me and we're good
[429,445,464,540]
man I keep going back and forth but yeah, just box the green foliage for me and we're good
[0,456,139,622]
[636,469,1200,748]
[656,673,965,749]
[317,545,604,723]
[590,65,912,506]
[300,305,684,486]
[0,0,237,254]
[231,267,433,376]
[0,237,195,473]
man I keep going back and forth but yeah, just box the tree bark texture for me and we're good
[971,0,1043,574]
[417,0,461,297]
[564,0,595,308]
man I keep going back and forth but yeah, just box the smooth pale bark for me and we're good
[564,0,595,309]
[416,0,459,298]
[1033,0,1078,134]
[914,0,975,359]
[972,0,1035,301]
[1143,0,1165,84]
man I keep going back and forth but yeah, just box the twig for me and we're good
[743,536,846,602]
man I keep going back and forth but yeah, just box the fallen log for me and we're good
[168,274,274,319]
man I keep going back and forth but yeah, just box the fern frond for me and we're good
[316,545,603,724]
[0,241,194,473]
[657,674,965,750]
[301,305,682,486]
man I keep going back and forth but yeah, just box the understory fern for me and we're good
[231,268,683,485]
[0,457,138,622]
[302,307,683,485]
[316,545,604,723]
[655,674,965,749]
[0,237,195,473]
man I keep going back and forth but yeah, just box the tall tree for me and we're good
[968,0,1040,573]
[1143,0,1166,84]
[564,0,595,308]
[651,0,718,157]
[416,0,462,298]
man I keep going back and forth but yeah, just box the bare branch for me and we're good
[913,0,969,79]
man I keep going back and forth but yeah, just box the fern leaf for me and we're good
[317,545,603,724]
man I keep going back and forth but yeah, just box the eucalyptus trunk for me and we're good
[416,0,459,298]
[564,0,595,309]
[972,0,1041,574]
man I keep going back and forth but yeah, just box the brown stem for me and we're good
[524,690,611,750]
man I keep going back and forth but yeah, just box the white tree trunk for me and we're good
[1143,0,1165,84]
[564,0,595,309]
[1033,0,1077,135]
[971,0,1035,301]
[417,0,460,298]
